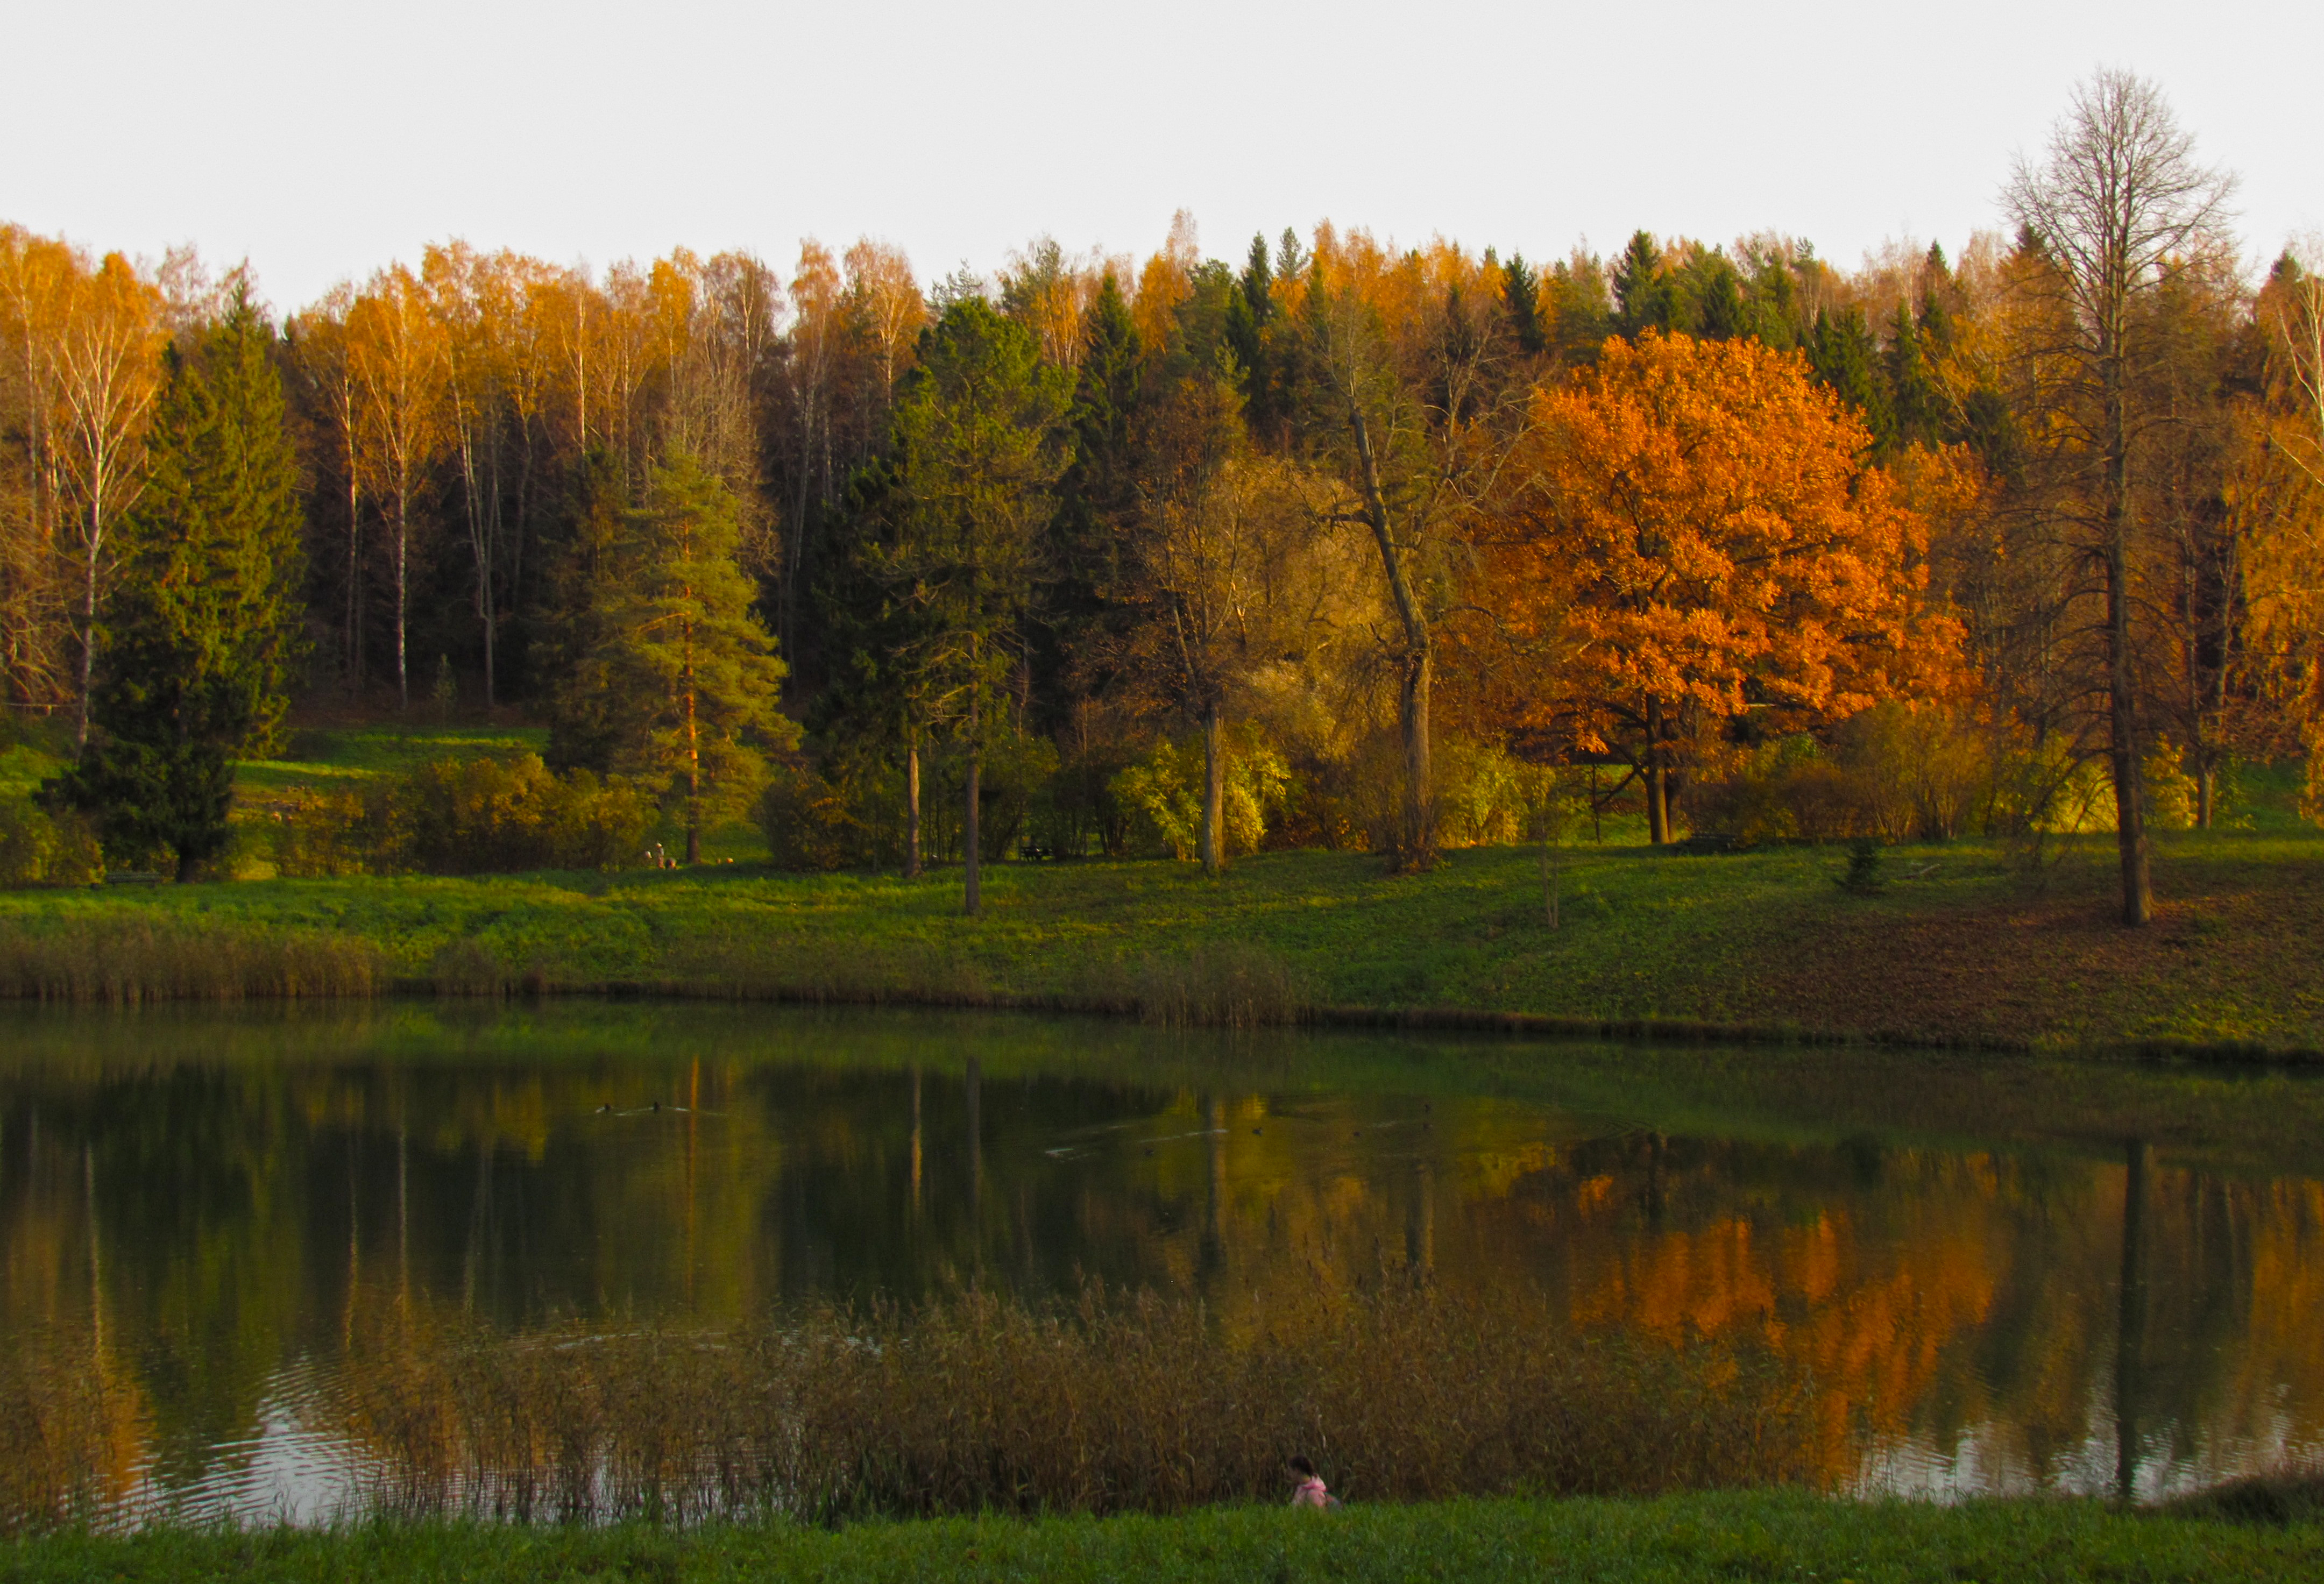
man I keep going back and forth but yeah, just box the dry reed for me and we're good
[1118,944,1303,1029]
[334,1282,1819,1524]
[0,918,387,1003]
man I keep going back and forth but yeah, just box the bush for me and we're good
[1111,725,1289,861]
[0,800,102,888]
[757,758,875,872]
[272,756,652,877]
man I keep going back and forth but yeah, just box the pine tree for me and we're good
[583,453,794,863]
[49,282,304,879]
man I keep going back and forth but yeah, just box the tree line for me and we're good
[1,71,2318,919]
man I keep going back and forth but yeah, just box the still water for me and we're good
[2,1001,2320,1522]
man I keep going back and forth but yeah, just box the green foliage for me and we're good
[1500,251,1545,354]
[1111,726,1288,860]
[569,454,794,855]
[271,754,653,877]
[759,729,1059,870]
[1808,304,1895,449]
[0,801,102,888]
[540,449,628,774]
[49,286,304,879]
[874,297,1075,752]
[1611,230,1670,338]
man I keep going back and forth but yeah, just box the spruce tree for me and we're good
[1884,303,1940,450]
[49,283,303,879]
[1807,307,1895,452]
[1502,252,1546,355]
[876,297,1073,914]
[1611,231,1670,339]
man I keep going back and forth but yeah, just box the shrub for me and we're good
[1111,725,1289,861]
[757,758,875,871]
[1433,737,1536,849]
[272,756,651,878]
[0,800,102,888]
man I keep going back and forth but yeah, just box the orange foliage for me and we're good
[1491,332,1962,802]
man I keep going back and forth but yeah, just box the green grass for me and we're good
[2,827,2318,1052]
[8,1491,2320,1582]
[1,722,2318,1052]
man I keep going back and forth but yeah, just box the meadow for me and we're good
[0,724,2317,1053]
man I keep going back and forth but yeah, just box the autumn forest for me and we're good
[2,70,2320,926]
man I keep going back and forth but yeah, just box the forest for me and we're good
[1,72,2318,925]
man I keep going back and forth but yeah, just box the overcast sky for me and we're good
[5,1,2315,311]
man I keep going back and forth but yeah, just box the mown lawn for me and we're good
[9,1492,2321,1583]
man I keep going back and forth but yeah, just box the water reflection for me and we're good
[1,1002,2320,1521]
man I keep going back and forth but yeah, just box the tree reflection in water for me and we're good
[1,1001,2320,1523]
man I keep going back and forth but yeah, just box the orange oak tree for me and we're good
[1493,331,1955,841]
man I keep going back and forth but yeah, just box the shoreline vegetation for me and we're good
[0,829,2317,1061]
[8,1490,2322,1582]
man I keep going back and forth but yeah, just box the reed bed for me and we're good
[1114,943,1305,1029]
[0,918,387,1003]
[334,1282,1818,1525]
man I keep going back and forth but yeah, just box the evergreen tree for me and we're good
[1544,253,1613,364]
[1502,251,1546,356]
[49,283,303,879]
[1038,273,1143,730]
[579,453,793,862]
[1884,302,1940,449]
[1808,307,1895,452]
[874,297,1073,914]
[540,448,628,773]
[1687,253,1747,340]
[1611,231,1671,339]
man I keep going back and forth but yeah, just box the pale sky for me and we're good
[5,0,2315,312]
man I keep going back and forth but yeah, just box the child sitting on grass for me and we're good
[1288,1455,1337,1508]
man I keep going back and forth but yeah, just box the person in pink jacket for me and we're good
[1288,1455,1335,1508]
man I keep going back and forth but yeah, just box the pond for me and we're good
[1,1002,2320,1524]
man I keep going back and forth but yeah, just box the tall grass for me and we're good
[332,1283,1817,1525]
[1116,944,1304,1029]
[0,919,386,1003]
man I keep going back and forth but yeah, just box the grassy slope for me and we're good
[1,723,2318,1050]
[10,1494,2321,1582]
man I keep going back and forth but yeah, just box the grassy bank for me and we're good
[11,1490,2323,1582]
[0,722,2318,1050]
[0,830,2318,1052]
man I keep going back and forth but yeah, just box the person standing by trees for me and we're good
[2004,69,2237,926]
[865,296,1072,914]
[569,453,792,864]
[51,279,303,879]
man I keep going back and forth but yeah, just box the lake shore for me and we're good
[1,833,2319,1058]
[10,1490,2322,1582]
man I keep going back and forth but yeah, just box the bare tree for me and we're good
[2006,69,2237,926]
[347,265,448,711]
[45,252,164,745]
